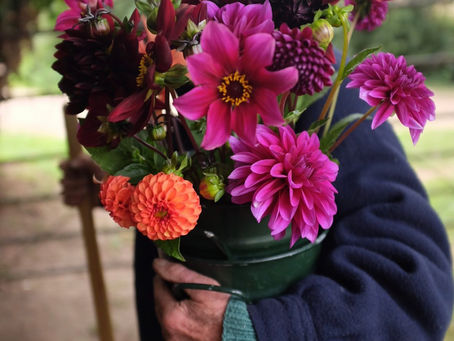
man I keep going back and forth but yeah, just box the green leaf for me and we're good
[114,163,150,185]
[155,238,185,261]
[308,118,329,134]
[320,113,364,152]
[342,46,381,80]
[134,0,154,16]
[214,189,225,203]
[86,145,131,175]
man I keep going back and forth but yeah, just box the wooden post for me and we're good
[64,113,114,341]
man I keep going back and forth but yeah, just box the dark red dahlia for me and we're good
[52,25,141,116]
[270,24,334,96]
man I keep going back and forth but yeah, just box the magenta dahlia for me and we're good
[207,1,274,38]
[345,0,389,32]
[228,125,338,246]
[269,24,334,96]
[173,21,298,150]
[55,0,114,31]
[347,52,435,144]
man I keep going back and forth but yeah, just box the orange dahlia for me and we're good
[99,175,135,228]
[130,173,201,240]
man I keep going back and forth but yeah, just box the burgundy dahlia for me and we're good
[346,0,389,31]
[270,24,334,96]
[228,125,338,246]
[347,52,435,144]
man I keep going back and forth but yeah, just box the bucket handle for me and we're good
[172,282,250,303]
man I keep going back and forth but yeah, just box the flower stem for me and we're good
[329,105,376,153]
[164,89,174,156]
[169,89,201,154]
[279,91,289,115]
[133,135,168,160]
[321,15,351,136]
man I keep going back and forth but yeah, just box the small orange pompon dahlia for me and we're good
[99,175,135,228]
[130,173,202,240]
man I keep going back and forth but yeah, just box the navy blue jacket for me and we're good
[134,79,453,340]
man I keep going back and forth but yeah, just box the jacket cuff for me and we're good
[222,298,257,341]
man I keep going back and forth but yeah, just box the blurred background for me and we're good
[0,0,453,340]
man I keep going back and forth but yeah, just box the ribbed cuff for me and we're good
[222,298,257,341]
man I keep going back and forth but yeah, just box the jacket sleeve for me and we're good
[247,82,454,341]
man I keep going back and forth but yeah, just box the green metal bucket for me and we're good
[178,201,327,302]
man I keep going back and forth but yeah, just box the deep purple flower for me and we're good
[228,125,338,245]
[270,24,334,95]
[173,21,297,150]
[347,52,435,144]
[346,0,389,31]
[207,1,274,37]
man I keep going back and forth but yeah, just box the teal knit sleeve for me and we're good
[222,298,257,341]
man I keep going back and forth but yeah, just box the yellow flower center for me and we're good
[136,55,153,88]
[217,71,253,107]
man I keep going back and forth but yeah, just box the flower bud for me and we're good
[311,19,334,50]
[150,125,167,141]
[90,18,111,37]
[199,174,225,201]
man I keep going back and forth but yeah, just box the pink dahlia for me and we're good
[173,21,298,150]
[347,52,435,144]
[228,125,338,246]
[55,0,114,31]
[345,0,389,32]
[270,24,334,96]
[207,1,274,38]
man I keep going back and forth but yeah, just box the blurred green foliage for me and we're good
[348,6,454,82]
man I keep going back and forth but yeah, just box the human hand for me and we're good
[153,258,230,341]
[59,154,105,207]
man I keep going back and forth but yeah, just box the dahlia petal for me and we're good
[241,33,275,71]
[231,192,254,204]
[245,172,267,189]
[251,197,274,223]
[256,125,280,146]
[250,159,276,174]
[253,67,298,95]
[108,90,147,122]
[269,204,290,237]
[201,22,239,73]
[410,128,423,145]
[301,224,318,243]
[230,184,255,197]
[270,163,286,178]
[278,191,295,221]
[228,165,251,180]
[202,100,231,150]
[371,102,395,129]
[279,126,296,151]
[187,52,224,86]
[231,152,260,163]
[254,88,285,127]
[231,104,257,146]
[55,10,79,31]
[173,86,218,120]
[254,179,285,202]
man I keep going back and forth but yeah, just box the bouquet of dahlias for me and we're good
[53,0,435,264]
